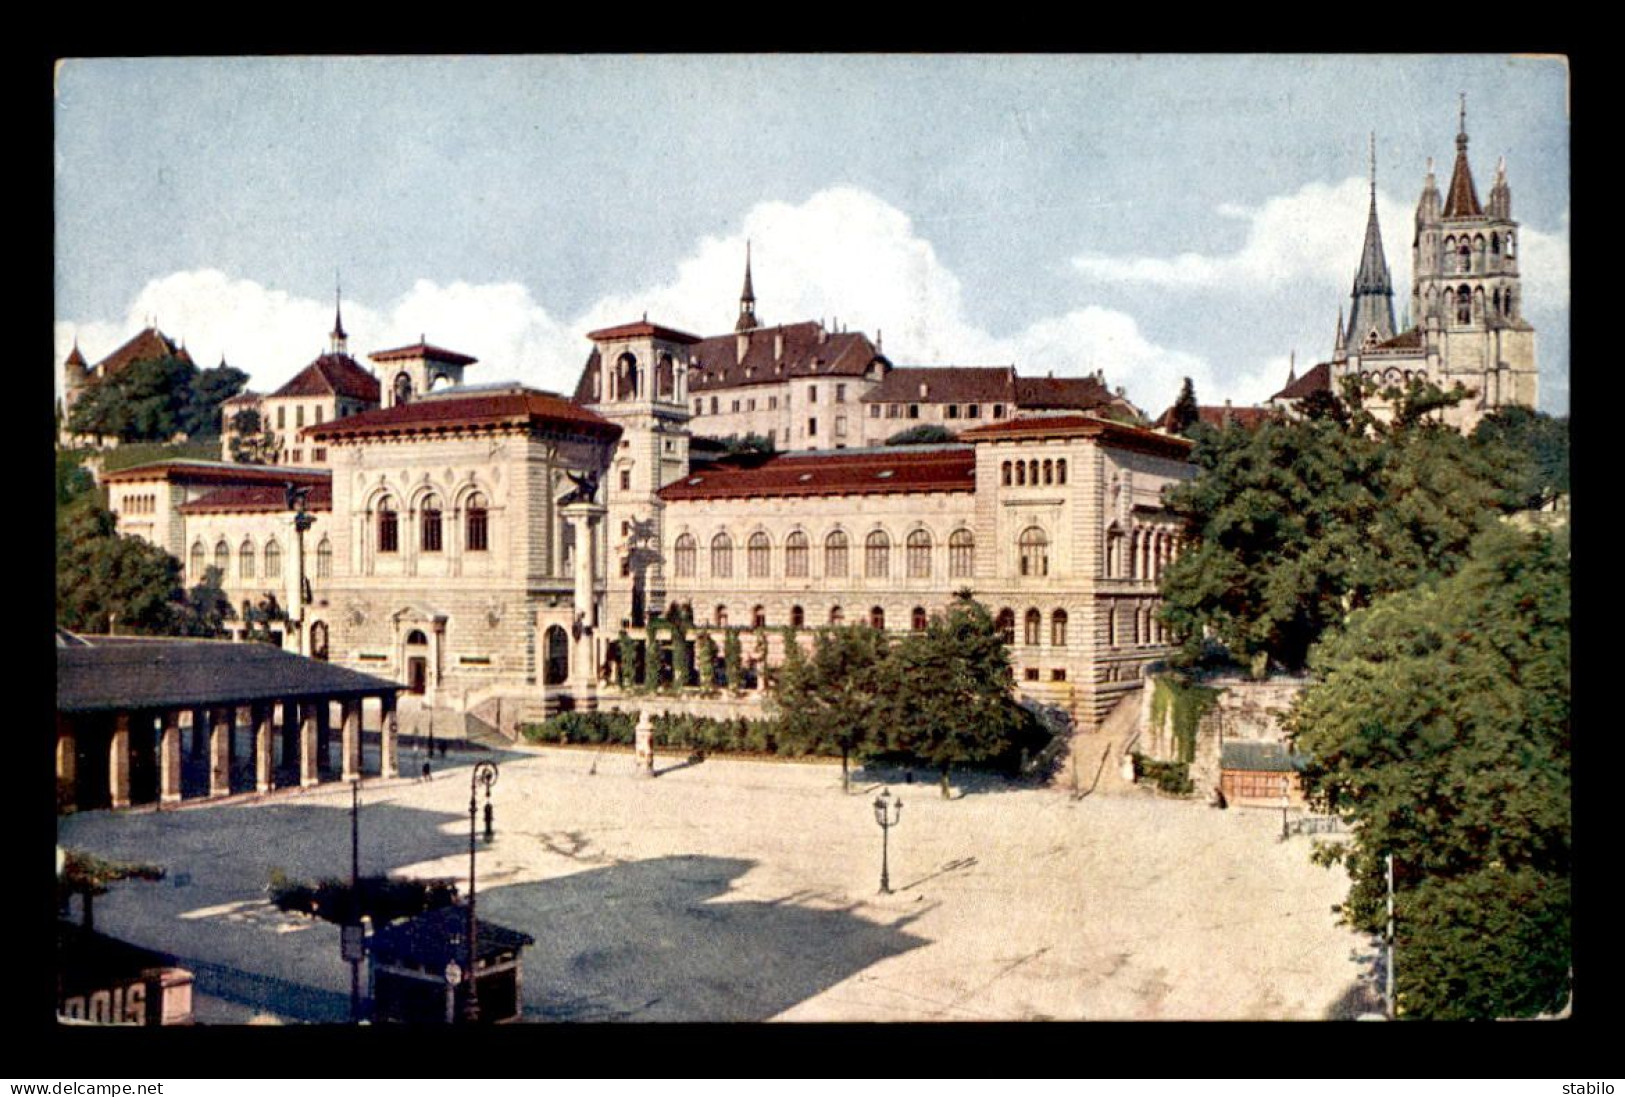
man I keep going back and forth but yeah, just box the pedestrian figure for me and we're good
[438,740,447,759]
[421,760,431,781]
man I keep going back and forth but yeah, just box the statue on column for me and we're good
[559,470,600,506]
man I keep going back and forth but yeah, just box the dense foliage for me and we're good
[1168,377,1200,437]
[67,355,248,442]
[1159,383,1551,674]
[267,870,459,927]
[227,407,282,465]
[1289,526,1570,1019]
[885,424,955,445]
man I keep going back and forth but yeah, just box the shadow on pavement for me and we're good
[478,854,929,1022]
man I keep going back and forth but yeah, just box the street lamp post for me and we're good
[462,760,498,1023]
[873,788,902,894]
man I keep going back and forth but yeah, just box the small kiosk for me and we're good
[367,905,533,1024]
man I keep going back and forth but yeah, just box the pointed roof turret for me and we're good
[1488,154,1512,220]
[1345,135,1396,348]
[1286,350,1297,386]
[65,338,87,368]
[1443,95,1483,218]
[1333,307,1347,361]
[329,276,349,355]
[735,241,759,332]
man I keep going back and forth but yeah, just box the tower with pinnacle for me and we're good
[1339,134,1397,355]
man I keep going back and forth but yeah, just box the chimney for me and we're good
[774,326,785,360]
[737,330,749,363]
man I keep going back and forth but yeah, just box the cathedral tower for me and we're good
[1343,134,1397,352]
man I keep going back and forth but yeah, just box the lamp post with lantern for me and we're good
[461,760,498,1022]
[873,788,902,894]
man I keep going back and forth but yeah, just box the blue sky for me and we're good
[53,54,1570,418]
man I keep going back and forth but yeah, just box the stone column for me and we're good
[56,714,77,813]
[253,703,274,793]
[341,699,362,783]
[560,501,608,709]
[160,712,182,805]
[109,713,131,809]
[209,707,231,798]
[299,702,319,788]
[380,694,399,779]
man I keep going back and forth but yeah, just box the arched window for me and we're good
[657,353,675,398]
[310,621,329,661]
[715,605,728,628]
[316,537,332,579]
[1105,524,1123,578]
[829,605,844,626]
[1015,461,1026,486]
[1019,526,1049,577]
[912,606,929,631]
[616,352,640,401]
[1457,284,1472,324]
[263,540,282,579]
[189,541,205,579]
[825,530,849,578]
[748,532,771,578]
[790,605,805,629]
[674,534,697,578]
[866,531,890,578]
[466,492,489,552]
[711,532,733,578]
[1128,530,1140,579]
[1106,604,1117,647]
[995,608,1016,646]
[1001,461,1012,486]
[544,626,569,685]
[393,372,413,406]
[377,499,399,553]
[870,606,886,630]
[1052,609,1068,647]
[1042,459,1053,485]
[949,529,974,578]
[785,531,809,577]
[1024,608,1042,646]
[1056,459,1067,485]
[1029,460,1039,485]
[239,539,256,579]
[906,530,932,578]
[752,605,767,629]
[421,494,443,552]
[214,539,230,574]
[1457,242,1471,274]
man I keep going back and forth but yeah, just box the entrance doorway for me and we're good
[405,629,430,695]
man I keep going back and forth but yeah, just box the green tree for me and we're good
[228,407,282,465]
[1169,377,1200,436]
[885,424,955,445]
[723,629,744,691]
[643,624,662,690]
[58,850,164,930]
[56,501,186,635]
[184,362,249,437]
[1471,406,1569,511]
[669,619,691,689]
[884,594,1035,798]
[695,632,718,691]
[773,624,892,790]
[617,630,637,690]
[173,566,234,638]
[1289,527,1570,1019]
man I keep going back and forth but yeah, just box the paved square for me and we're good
[57,744,1370,1022]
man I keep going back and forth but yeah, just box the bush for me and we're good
[268,872,458,926]
[521,710,635,745]
[1132,753,1194,796]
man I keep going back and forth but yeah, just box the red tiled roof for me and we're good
[861,366,1017,404]
[957,414,1193,458]
[178,482,333,514]
[658,447,976,502]
[89,327,193,377]
[1013,375,1116,410]
[369,342,479,366]
[1367,328,1425,352]
[585,320,704,344]
[307,389,620,442]
[1443,143,1483,219]
[1154,403,1274,432]
[102,461,330,488]
[1270,361,1333,402]
[65,345,87,367]
[271,353,381,402]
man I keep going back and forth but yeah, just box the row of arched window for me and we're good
[1440,230,1514,275]
[1430,283,1515,326]
[1104,525,1180,581]
[189,537,334,582]
[374,492,489,555]
[672,527,978,581]
[120,493,157,515]
[1104,601,1168,647]
[994,608,1070,647]
[1360,368,1430,387]
[1001,458,1068,487]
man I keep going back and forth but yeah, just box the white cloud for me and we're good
[53,186,1225,416]
[1072,178,1413,300]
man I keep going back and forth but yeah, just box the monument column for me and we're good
[380,693,399,778]
[560,500,608,711]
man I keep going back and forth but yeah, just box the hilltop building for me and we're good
[59,326,196,447]
[1272,110,1538,431]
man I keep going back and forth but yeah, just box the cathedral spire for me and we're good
[1443,95,1482,218]
[735,241,759,332]
[1345,135,1396,349]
